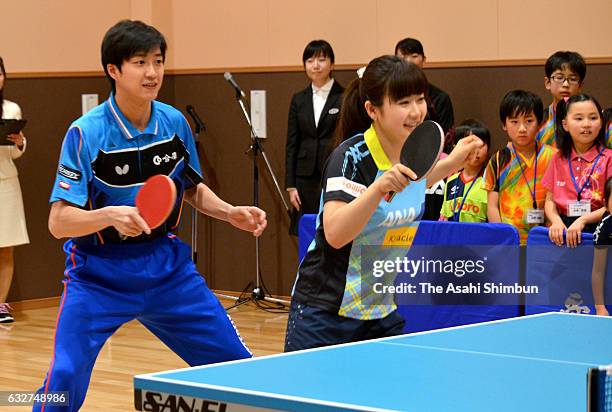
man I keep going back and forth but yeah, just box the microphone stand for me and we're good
[219,88,290,311]
[186,107,216,301]
[191,123,202,265]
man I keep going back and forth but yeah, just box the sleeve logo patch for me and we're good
[326,176,366,198]
[58,164,82,181]
[58,181,71,190]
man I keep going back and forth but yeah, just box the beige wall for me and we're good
[1,0,130,73]
[1,0,610,74]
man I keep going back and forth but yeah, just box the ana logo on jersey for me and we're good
[153,152,178,166]
[379,208,418,227]
[115,164,130,175]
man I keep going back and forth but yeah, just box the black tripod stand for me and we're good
[218,79,291,312]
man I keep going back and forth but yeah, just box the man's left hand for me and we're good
[228,206,267,237]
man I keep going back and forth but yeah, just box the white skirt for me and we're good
[0,176,29,247]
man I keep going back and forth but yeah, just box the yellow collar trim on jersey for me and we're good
[364,125,392,171]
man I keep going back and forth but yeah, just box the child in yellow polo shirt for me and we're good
[440,119,490,222]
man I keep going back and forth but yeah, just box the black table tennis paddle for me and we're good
[385,120,444,201]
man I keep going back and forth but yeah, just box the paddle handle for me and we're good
[384,171,417,202]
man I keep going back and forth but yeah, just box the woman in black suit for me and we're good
[285,40,344,234]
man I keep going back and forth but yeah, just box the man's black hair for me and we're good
[101,20,167,91]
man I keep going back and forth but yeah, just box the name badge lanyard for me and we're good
[512,142,539,209]
[568,146,605,201]
[451,174,478,221]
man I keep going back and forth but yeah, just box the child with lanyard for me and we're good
[483,90,556,245]
[439,119,490,222]
[604,107,612,148]
[592,177,612,316]
[543,94,611,248]
[284,55,482,352]
[536,51,586,148]
[33,20,266,411]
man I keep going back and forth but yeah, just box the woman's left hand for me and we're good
[6,132,25,149]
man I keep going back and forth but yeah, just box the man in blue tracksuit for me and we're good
[33,20,267,411]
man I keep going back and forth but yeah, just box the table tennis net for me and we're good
[589,365,612,412]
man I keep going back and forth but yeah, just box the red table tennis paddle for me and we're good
[386,120,444,201]
[136,174,177,229]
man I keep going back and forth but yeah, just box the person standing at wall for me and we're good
[0,56,29,323]
[536,51,586,148]
[395,38,455,221]
[394,37,454,134]
[285,40,344,234]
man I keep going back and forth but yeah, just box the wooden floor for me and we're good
[0,298,288,411]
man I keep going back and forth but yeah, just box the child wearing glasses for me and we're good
[537,51,586,148]
[543,94,611,248]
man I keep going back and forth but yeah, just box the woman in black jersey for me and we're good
[285,56,482,351]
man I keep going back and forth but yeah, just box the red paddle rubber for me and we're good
[135,175,177,229]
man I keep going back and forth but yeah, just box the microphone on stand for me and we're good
[223,72,246,98]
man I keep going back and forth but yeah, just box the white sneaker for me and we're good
[0,303,14,323]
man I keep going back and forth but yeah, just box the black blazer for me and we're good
[285,80,344,188]
[427,83,454,134]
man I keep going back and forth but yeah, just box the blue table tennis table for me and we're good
[134,313,612,411]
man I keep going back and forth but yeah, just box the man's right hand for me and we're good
[106,206,151,237]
